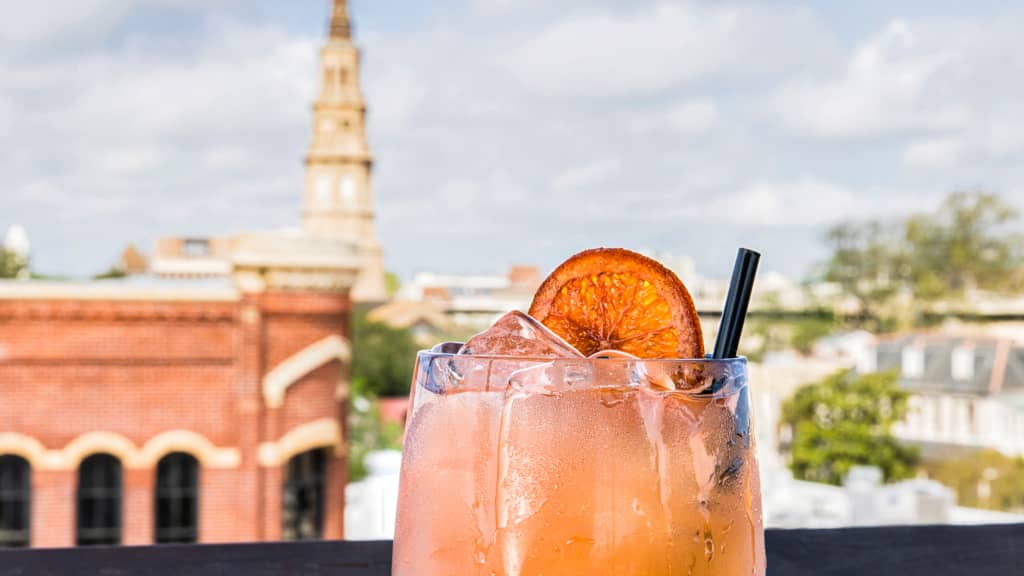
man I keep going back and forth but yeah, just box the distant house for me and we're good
[398,267,541,331]
[868,335,1024,457]
[367,300,454,345]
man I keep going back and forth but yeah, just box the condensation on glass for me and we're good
[394,353,766,575]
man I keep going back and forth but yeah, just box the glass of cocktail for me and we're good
[393,248,765,575]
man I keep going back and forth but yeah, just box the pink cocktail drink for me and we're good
[394,348,765,575]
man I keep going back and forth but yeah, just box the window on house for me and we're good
[856,346,878,373]
[902,346,925,378]
[0,456,30,548]
[182,238,211,258]
[77,454,122,546]
[951,346,975,381]
[282,449,326,541]
[155,453,199,544]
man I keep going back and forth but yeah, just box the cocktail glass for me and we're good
[393,348,765,575]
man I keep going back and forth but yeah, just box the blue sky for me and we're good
[2,0,1022,281]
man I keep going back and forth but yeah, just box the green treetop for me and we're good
[0,249,27,279]
[782,370,919,485]
[820,191,1022,328]
[350,310,420,398]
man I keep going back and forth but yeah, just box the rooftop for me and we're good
[0,276,239,302]
[876,335,1024,397]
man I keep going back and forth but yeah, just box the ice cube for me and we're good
[431,341,465,354]
[643,361,715,392]
[430,312,583,393]
[460,311,582,358]
[586,349,645,391]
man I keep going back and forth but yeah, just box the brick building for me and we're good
[0,237,361,547]
[0,0,383,548]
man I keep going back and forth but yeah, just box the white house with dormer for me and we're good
[854,334,1024,457]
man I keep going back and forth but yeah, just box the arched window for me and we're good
[77,454,121,546]
[282,449,326,541]
[155,453,199,544]
[0,456,30,548]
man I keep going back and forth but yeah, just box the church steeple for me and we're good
[330,0,351,40]
[302,0,388,303]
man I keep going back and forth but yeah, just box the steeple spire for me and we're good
[330,0,351,39]
[304,0,387,302]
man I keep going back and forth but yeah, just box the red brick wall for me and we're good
[0,291,350,547]
[0,364,236,448]
[32,470,73,548]
[279,363,343,433]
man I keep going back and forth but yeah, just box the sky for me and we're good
[1,0,1023,281]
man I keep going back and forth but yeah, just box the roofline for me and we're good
[0,281,240,302]
[876,331,1022,346]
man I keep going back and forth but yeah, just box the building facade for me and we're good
[0,0,375,548]
[0,239,360,548]
[873,334,1024,457]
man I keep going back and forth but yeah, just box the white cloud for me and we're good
[0,94,12,134]
[16,179,129,220]
[985,114,1024,156]
[202,146,252,171]
[701,176,935,227]
[776,20,974,139]
[903,138,964,168]
[49,26,317,141]
[4,0,1024,282]
[630,99,718,134]
[710,177,857,226]
[365,66,425,134]
[471,0,520,11]
[506,2,833,98]
[439,179,478,211]
[92,146,164,175]
[0,11,320,274]
[0,0,128,45]
[551,158,621,193]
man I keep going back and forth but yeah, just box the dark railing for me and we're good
[0,524,1020,575]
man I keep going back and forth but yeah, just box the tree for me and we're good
[0,249,27,279]
[385,272,402,297]
[350,310,420,397]
[820,191,1022,327]
[925,449,1024,512]
[347,397,404,482]
[905,191,1022,300]
[822,220,907,325]
[782,370,919,485]
[93,266,127,280]
[790,315,839,355]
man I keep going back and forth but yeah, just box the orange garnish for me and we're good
[528,248,704,358]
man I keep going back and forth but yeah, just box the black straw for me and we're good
[712,248,760,359]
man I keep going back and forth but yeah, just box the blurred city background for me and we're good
[1,0,1023,547]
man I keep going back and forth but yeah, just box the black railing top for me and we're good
[0,524,1021,576]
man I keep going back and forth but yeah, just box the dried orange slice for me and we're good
[529,248,704,358]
